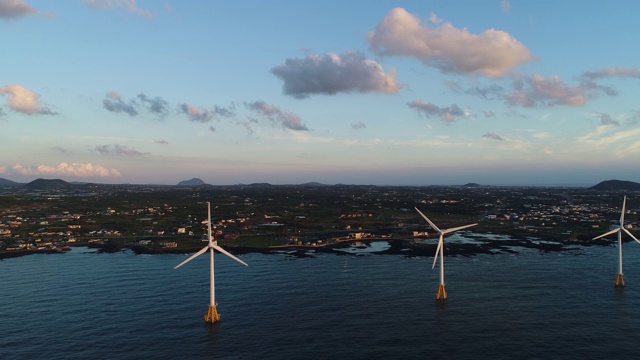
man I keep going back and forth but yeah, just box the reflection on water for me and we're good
[334,241,391,254]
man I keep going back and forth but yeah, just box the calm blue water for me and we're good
[2,239,640,359]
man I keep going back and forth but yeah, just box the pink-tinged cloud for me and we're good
[178,103,214,122]
[245,101,308,131]
[94,144,148,156]
[506,75,590,107]
[83,0,154,18]
[102,91,137,116]
[482,132,504,141]
[0,0,37,19]
[0,84,56,115]
[6,162,121,177]
[367,8,534,78]
[271,52,400,99]
[580,67,640,80]
[406,100,465,122]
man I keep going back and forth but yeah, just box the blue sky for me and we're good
[1,0,640,186]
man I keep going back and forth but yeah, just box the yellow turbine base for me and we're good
[204,305,221,324]
[436,284,448,301]
[615,274,625,287]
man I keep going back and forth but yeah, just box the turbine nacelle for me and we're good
[415,207,477,269]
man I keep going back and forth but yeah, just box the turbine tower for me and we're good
[415,207,477,301]
[175,202,248,323]
[593,195,640,287]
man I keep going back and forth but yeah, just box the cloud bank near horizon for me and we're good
[1,162,121,178]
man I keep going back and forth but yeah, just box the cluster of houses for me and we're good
[482,201,638,234]
[0,200,256,252]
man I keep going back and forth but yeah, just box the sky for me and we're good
[1,0,640,186]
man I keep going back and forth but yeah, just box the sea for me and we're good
[3,234,640,360]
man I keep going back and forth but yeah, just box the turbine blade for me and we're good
[593,228,620,240]
[623,228,640,245]
[415,207,441,233]
[174,246,209,269]
[212,244,248,266]
[443,223,478,234]
[432,238,443,269]
[620,196,627,225]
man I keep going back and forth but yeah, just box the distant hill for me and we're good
[590,180,640,191]
[299,182,330,187]
[24,178,72,190]
[177,178,206,186]
[0,178,22,187]
[246,183,273,187]
[462,183,482,187]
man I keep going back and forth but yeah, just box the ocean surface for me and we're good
[3,234,640,359]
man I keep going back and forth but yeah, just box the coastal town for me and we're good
[1,178,638,258]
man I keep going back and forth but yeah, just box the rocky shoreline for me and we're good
[1,234,614,261]
[127,234,611,258]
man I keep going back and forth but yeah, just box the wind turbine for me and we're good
[175,202,248,323]
[593,195,640,287]
[415,207,477,301]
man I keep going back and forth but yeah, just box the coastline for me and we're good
[1,232,612,261]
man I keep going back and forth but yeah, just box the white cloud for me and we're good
[136,93,170,119]
[406,100,466,122]
[351,121,367,130]
[0,84,56,115]
[482,132,504,141]
[572,127,640,160]
[102,91,137,116]
[245,101,308,131]
[532,132,551,140]
[506,75,591,107]
[594,112,620,127]
[580,67,640,80]
[102,91,172,119]
[94,144,148,156]
[0,0,37,19]
[83,0,154,18]
[271,52,400,98]
[501,1,511,14]
[4,162,121,177]
[178,103,214,123]
[367,8,534,78]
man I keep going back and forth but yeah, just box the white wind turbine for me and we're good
[175,202,248,323]
[593,195,640,287]
[415,207,477,301]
